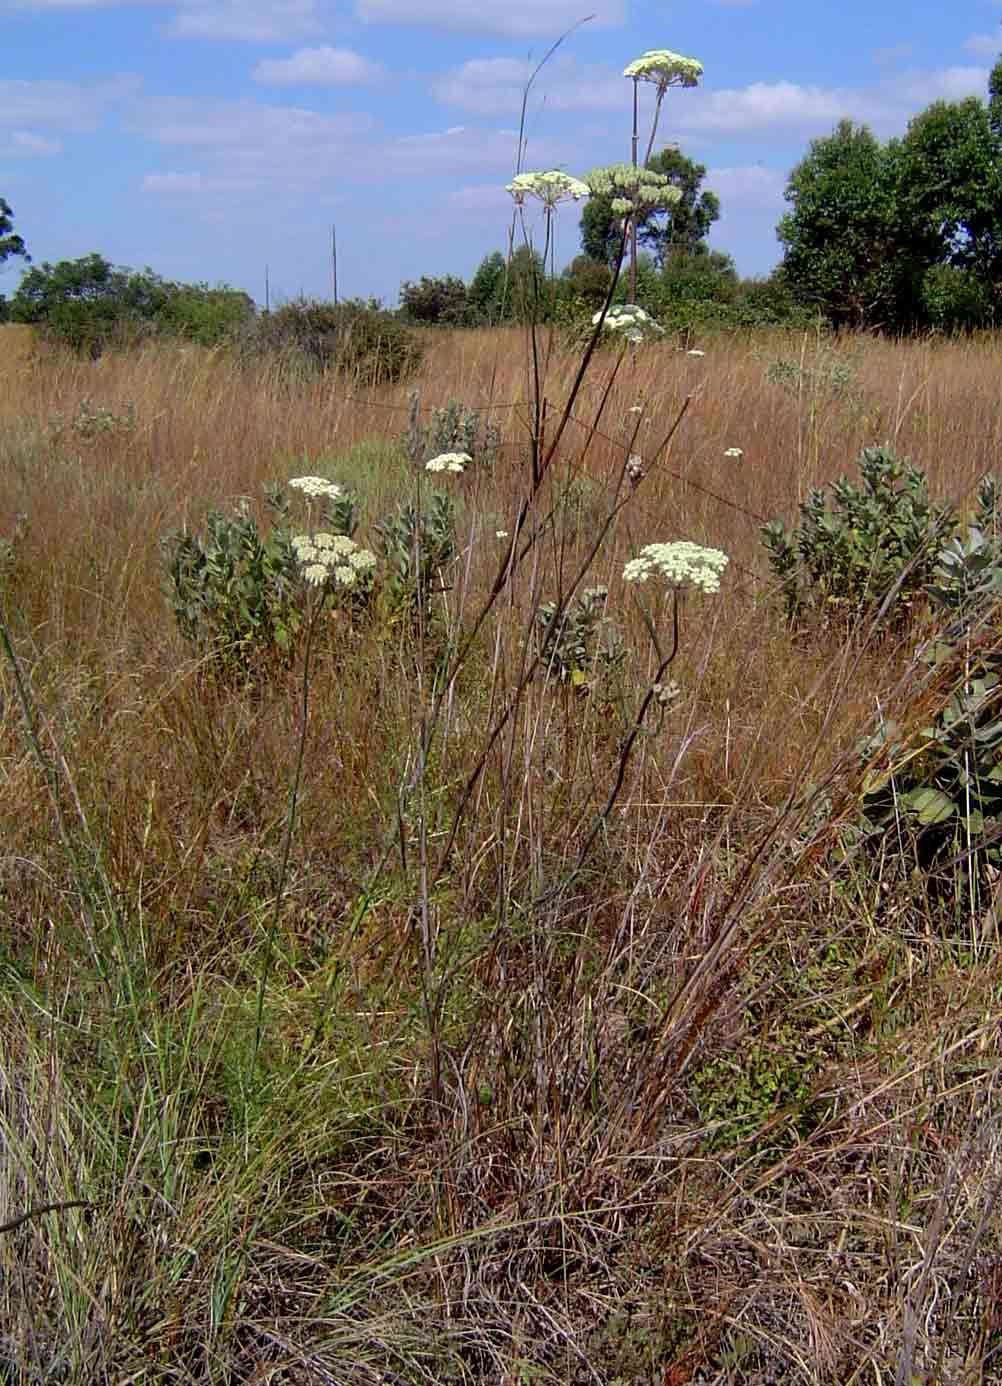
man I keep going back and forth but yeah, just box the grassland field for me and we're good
[2,323,1002,1383]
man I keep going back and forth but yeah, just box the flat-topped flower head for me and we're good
[289,476,343,500]
[623,540,729,594]
[686,348,706,358]
[506,170,590,210]
[723,447,744,459]
[592,303,664,344]
[426,452,470,473]
[292,531,377,591]
[585,163,681,218]
[623,49,703,90]
[313,531,356,556]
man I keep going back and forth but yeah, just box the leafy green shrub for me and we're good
[48,398,137,444]
[11,253,254,353]
[162,501,303,678]
[398,274,469,326]
[161,483,358,677]
[409,397,501,470]
[0,512,26,609]
[535,586,624,690]
[761,444,953,628]
[853,481,1002,879]
[247,298,422,386]
[373,491,456,621]
[765,344,858,401]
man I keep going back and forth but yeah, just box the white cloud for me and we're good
[252,46,383,85]
[0,75,139,131]
[436,56,994,141]
[705,164,785,212]
[142,170,204,192]
[0,129,62,156]
[131,93,570,201]
[964,33,1001,58]
[671,67,990,138]
[166,0,323,41]
[872,43,914,65]
[385,125,566,178]
[434,56,625,115]
[0,0,159,8]
[448,183,512,215]
[357,0,623,39]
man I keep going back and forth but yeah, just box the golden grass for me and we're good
[2,325,1002,1382]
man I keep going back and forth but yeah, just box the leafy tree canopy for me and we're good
[465,247,549,324]
[777,120,932,330]
[399,274,468,325]
[778,58,1002,330]
[580,147,720,268]
[11,253,254,351]
[0,197,29,267]
[897,91,1002,305]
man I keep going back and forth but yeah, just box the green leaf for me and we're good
[901,787,956,825]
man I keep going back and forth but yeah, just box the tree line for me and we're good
[4,49,1002,352]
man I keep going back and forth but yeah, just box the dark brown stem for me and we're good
[0,1201,91,1235]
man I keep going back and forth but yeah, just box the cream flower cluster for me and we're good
[623,541,729,594]
[623,49,703,89]
[292,531,377,589]
[425,452,470,473]
[506,170,590,209]
[585,163,680,217]
[593,303,664,344]
[288,476,343,500]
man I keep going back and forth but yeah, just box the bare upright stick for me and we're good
[630,77,639,304]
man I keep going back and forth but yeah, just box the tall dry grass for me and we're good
[1,326,1002,1382]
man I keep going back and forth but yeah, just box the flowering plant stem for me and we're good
[542,589,680,902]
[250,590,323,1080]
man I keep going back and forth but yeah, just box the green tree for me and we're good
[777,120,932,330]
[12,253,254,351]
[0,197,29,267]
[560,254,614,309]
[467,251,507,324]
[897,87,1002,316]
[580,148,719,268]
[465,247,550,323]
[398,274,468,325]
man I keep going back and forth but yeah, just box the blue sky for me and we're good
[1,0,999,307]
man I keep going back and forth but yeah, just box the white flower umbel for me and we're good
[289,476,343,500]
[623,541,729,595]
[686,348,705,358]
[425,452,470,473]
[723,447,744,459]
[584,163,680,219]
[506,170,590,210]
[592,303,664,344]
[292,531,377,591]
[623,49,703,91]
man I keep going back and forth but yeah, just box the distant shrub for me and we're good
[11,253,254,354]
[921,264,996,333]
[761,444,952,630]
[247,298,422,386]
[48,398,137,444]
[399,275,469,326]
[408,396,501,470]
